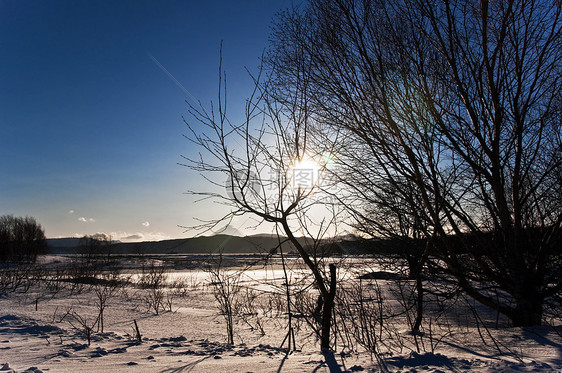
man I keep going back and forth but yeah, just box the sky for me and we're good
[0,0,295,241]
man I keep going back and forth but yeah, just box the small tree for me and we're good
[93,270,125,333]
[0,215,46,263]
[79,233,114,264]
[206,254,242,345]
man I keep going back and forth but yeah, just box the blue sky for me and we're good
[0,0,294,241]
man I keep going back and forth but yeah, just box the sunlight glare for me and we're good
[289,155,325,190]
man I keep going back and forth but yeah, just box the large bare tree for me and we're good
[266,0,562,326]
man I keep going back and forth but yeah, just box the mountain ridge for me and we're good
[46,234,305,255]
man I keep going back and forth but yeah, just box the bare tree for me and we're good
[266,0,562,326]
[79,233,114,265]
[138,260,168,315]
[0,215,46,263]
[206,254,242,345]
[59,306,98,346]
[92,270,125,333]
[183,51,343,350]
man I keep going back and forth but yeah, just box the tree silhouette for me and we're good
[0,215,46,263]
[183,50,343,350]
[266,0,561,326]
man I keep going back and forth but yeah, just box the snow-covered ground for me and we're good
[0,255,560,372]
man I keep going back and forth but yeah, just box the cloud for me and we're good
[68,210,75,214]
[78,217,95,223]
[142,221,150,227]
[124,234,144,240]
[87,232,112,241]
[107,231,170,242]
[71,231,170,243]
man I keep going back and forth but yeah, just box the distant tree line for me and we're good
[0,215,46,263]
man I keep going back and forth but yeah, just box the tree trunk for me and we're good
[412,275,423,333]
[227,308,234,344]
[406,254,418,280]
[281,221,338,350]
[320,264,337,350]
[511,291,543,327]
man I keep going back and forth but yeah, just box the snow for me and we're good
[0,255,560,372]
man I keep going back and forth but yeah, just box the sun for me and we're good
[288,155,325,190]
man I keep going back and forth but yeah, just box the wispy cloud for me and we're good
[78,217,95,223]
[109,231,170,242]
[68,209,75,214]
[124,234,144,240]
[142,221,150,227]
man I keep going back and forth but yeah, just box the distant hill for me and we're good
[46,234,309,255]
[45,235,432,256]
[46,238,84,250]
